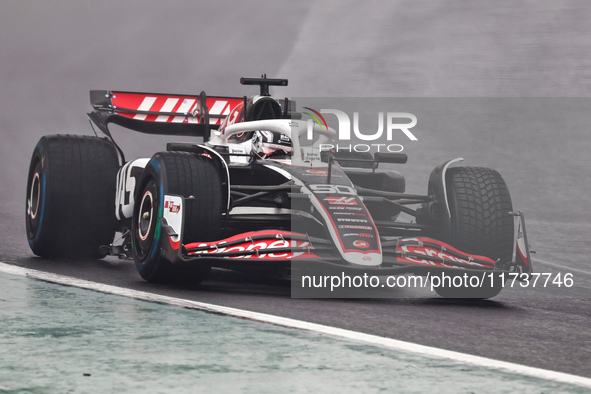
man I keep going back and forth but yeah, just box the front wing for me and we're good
[159,194,532,277]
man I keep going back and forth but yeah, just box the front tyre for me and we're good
[132,152,224,284]
[434,166,514,299]
[25,135,120,258]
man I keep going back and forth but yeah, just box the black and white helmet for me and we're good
[251,130,292,159]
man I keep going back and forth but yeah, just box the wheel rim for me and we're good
[135,179,158,259]
[138,190,154,242]
[26,160,43,238]
[28,172,41,220]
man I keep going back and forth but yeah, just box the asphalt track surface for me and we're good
[1,0,591,381]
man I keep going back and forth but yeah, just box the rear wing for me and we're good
[88,90,244,139]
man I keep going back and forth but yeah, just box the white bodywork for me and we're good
[115,158,150,220]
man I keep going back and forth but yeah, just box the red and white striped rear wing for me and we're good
[88,90,244,138]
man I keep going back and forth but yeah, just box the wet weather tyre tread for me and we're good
[133,151,223,284]
[25,135,120,258]
[447,166,514,261]
[436,166,514,299]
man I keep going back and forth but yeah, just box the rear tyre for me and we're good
[434,166,513,299]
[25,135,120,258]
[132,152,224,284]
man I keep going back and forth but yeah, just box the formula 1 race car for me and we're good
[25,76,532,298]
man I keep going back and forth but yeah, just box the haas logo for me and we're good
[353,240,370,248]
[325,197,357,206]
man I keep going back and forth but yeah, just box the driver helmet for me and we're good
[251,130,292,159]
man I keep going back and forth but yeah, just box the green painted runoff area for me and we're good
[0,272,585,393]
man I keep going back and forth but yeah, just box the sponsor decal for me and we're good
[325,197,357,206]
[164,200,180,213]
[303,151,321,162]
[339,225,373,230]
[395,237,494,268]
[343,232,374,238]
[188,233,318,260]
[222,101,244,130]
[336,218,368,223]
[329,206,364,211]
[333,211,367,216]
[409,246,480,266]
[353,240,370,248]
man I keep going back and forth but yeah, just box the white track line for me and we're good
[533,257,591,276]
[1,262,590,389]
